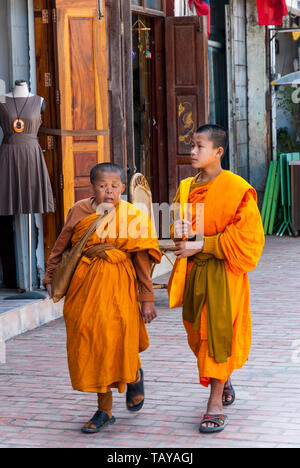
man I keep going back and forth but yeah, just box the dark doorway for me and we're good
[132,14,154,192]
[0,217,17,289]
[209,0,229,169]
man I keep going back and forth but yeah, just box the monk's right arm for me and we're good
[43,208,75,286]
[132,251,154,303]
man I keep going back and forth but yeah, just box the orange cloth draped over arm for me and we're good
[219,189,265,275]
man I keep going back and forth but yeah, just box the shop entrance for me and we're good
[107,3,209,206]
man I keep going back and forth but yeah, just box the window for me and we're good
[145,0,162,9]
[131,0,164,12]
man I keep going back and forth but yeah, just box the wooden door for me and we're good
[165,16,209,202]
[34,0,64,263]
[152,16,168,204]
[53,0,110,218]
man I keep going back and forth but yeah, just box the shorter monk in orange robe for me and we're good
[44,163,161,433]
[168,125,265,433]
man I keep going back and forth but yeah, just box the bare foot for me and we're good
[201,379,226,429]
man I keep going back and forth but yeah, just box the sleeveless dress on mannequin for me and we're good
[0,95,54,215]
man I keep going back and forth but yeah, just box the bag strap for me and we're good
[77,210,111,249]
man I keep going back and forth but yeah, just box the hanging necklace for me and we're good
[12,91,30,133]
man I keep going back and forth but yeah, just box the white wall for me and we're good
[0,1,10,90]
[0,1,10,142]
[286,0,300,9]
[174,0,192,16]
[7,0,30,85]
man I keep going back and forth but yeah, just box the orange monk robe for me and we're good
[63,200,161,394]
[168,171,265,387]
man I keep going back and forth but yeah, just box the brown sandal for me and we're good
[126,368,145,412]
[81,410,116,434]
[199,414,228,433]
[223,378,235,406]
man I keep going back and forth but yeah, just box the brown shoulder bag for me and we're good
[51,214,105,303]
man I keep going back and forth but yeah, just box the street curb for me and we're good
[0,298,64,361]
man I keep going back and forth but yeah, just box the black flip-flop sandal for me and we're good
[81,410,116,434]
[199,414,228,434]
[222,378,235,406]
[126,368,145,412]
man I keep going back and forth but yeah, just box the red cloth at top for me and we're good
[188,0,210,36]
[256,0,288,26]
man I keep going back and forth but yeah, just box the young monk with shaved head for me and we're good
[169,125,265,433]
[44,163,161,433]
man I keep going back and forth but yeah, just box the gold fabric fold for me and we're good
[84,243,131,262]
[84,244,116,259]
[183,252,233,364]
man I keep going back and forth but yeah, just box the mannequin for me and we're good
[4,80,46,113]
[0,80,54,299]
[5,80,34,97]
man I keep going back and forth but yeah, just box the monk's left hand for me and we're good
[174,240,204,259]
[141,302,157,324]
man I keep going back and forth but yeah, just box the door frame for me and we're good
[151,16,168,203]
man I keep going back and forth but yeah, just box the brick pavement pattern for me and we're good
[0,236,300,448]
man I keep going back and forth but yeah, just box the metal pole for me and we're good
[269,27,277,161]
[28,213,32,292]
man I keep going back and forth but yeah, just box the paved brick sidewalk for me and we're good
[0,236,300,448]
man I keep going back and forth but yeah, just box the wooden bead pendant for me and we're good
[13,118,25,133]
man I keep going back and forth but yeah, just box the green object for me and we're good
[262,153,300,237]
[268,162,281,235]
[277,154,291,236]
[263,161,277,235]
[261,161,273,225]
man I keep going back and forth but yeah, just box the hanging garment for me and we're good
[256,0,288,26]
[0,95,54,215]
[188,0,211,37]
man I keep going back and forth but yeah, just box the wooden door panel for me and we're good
[177,96,197,155]
[69,17,98,143]
[54,0,110,219]
[55,0,98,7]
[74,152,97,202]
[165,16,209,202]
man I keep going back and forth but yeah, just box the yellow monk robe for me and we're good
[63,200,161,394]
[168,170,265,387]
